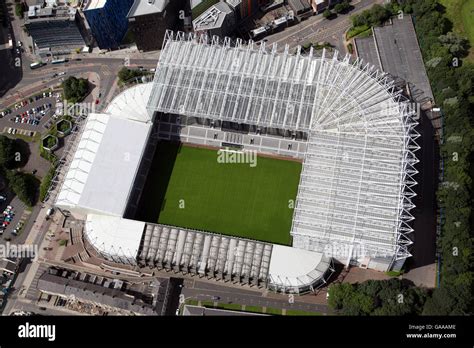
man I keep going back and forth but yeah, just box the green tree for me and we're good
[118,67,146,83]
[323,9,332,19]
[334,1,350,14]
[0,136,17,169]
[6,171,39,207]
[328,279,429,316]
[328,282,352,309]
[351,4,390,27]
[15,3,24,18]
[423,284,472,315]
[438,32,470,57]
[62,77,89,103]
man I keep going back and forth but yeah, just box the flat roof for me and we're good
[372,16,434,104]
[354,35,382,71]
[128,0,169,17]
[193,2,233,31]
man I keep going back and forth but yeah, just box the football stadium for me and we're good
[51,31,419,294]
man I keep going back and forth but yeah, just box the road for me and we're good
[0,57,159,110]
[7,298,80,316]
[264,0,383,53]
[2,207,55,315]
[181,280,329,314]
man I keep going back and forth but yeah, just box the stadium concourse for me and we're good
[53,30,419,294]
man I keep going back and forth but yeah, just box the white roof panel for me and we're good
[56,113,151,216]
[106,83,153,123]
[268,245,329,288]
[85,214,145,259]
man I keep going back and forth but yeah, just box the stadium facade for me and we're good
[54,31,419,294]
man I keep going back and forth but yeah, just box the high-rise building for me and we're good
[127,0,185,52]
[83,0,134,50]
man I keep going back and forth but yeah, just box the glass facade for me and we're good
[84,0,134,49]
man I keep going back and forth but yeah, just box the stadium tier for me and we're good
[54,30,419,293]
[147,31,419,271]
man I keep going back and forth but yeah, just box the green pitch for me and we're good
[138,141,302,245]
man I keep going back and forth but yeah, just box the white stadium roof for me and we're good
[85,214,145,261]
[56,84,153,216]
[105,83,153,123]
[268,245,331,290]
[56,113,151,216]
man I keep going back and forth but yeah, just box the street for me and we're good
[263,0,383,53]
[180,279,329,314]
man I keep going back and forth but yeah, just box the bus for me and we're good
[30,62,43,70]
[51,58,67,65]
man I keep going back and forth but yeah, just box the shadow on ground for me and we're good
[132,140,181,223]
[0,2,23,99]
[405,109,438,271]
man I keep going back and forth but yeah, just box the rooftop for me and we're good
[84,0,107,10]
[26,6,77,22]
[127,0,169,17]
[37,272,162,315]
[0,258,16,274]
[55,113,151,216]
[56,84,153,217]
[85,214,145,260]
[193,2,233,31]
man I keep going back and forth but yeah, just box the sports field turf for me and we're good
[137,142,302,245]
